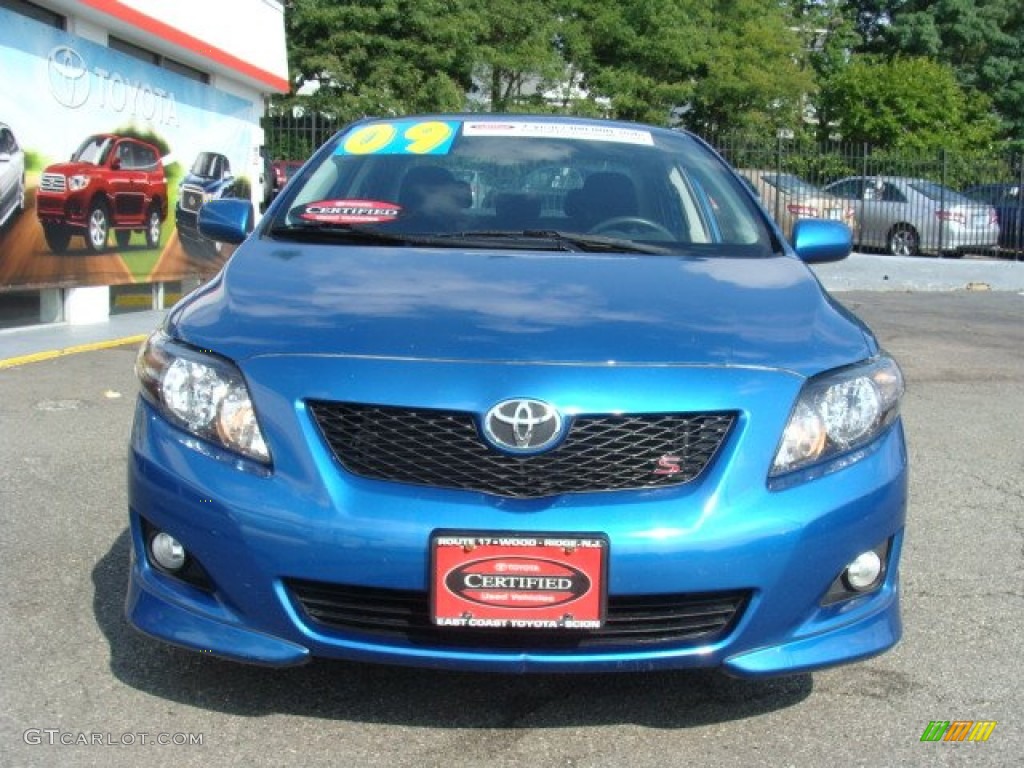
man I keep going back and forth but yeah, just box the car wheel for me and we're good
[43,224,71,253]
[887,225,919,257]
[145,206,162,248]
[85,201,110,252]
[115,229,132,247]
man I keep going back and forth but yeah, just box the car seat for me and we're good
[563,172,639,231]
[397,166,472,231]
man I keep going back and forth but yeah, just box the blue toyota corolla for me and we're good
[127,115,907,676]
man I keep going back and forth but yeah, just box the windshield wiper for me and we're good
[432,229,674,254]
[526,230,674,254]
[270,223,674,254]
[268,222,424,246]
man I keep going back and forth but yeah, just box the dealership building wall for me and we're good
[0,0,288,327]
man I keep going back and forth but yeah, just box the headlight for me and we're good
[136,331,270,463]
[771,355,903,477]
[69,174,90,191]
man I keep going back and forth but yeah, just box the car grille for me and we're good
[308,402,736,498]
[40,173,66,193]
[180,185,205,213]
[287,580,749,649]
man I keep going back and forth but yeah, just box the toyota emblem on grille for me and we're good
[483,399,563,454]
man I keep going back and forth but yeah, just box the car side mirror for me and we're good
[198,198,254,244]
[791,219,851,263]
[111,158,122,170]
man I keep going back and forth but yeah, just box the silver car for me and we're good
[0,121,26,229]
[823,175,998,256]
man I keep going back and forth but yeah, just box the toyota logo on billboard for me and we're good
[483,399,564,454]
[48,45,90,109]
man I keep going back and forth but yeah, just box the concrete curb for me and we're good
[813,252,1024,292]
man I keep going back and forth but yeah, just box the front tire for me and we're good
[43,223,71,253]
[85,201,110,252]
[115,229,132,247]
[144,205,162,248]
[887,225,919,257]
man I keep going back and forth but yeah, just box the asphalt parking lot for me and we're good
[0,286,1021,767]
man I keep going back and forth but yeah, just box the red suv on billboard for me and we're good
[36,134,167,253]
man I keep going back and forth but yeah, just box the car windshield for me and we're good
[271,117,773,255]
[72,136,113,166]
[763,173,823,196]
[909,179,974,205]
[190,152,222,178]
[966,185,1020,203]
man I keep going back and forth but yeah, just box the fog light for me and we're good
[845,550,882,591]
[150,532,186,571]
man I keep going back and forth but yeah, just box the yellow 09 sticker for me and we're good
[338,120,459,156]
[342,124,397,155]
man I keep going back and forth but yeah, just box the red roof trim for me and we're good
[78,0,289,93]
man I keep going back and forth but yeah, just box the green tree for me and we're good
[279,0,480,121]
[820,55,1000,151]
[841,0,903,50]
[467,0,566,112]
[790,1,864,139]
[560,0,709,124]
[840,0,1024,140]
[566,0,813,131]
[884,0,1024,140]
[688,0,817,134]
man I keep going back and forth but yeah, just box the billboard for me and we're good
[0,8,263,290]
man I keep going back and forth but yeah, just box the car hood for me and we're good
[42,160,165,180]
[168,243,872,375]
[43,161,105,176]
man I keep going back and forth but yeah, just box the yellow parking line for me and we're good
[0,335,147,370]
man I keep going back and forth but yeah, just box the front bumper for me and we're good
[174,207,201,241]
[126,359,908,677]
[36,192,88,229]
[174,207,218,255]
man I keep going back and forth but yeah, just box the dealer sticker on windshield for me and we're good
[431,533,607,629]
[297,199,402,224]
[335,120,460,156]
[462,121,653,145]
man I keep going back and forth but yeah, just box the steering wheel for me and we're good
[589,216,674,239]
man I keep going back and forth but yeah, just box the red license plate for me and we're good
[431,533,607,630]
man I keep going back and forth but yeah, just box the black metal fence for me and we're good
[707,134,1024,259]
[263,112,343,166]
[262,113,1024,259]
